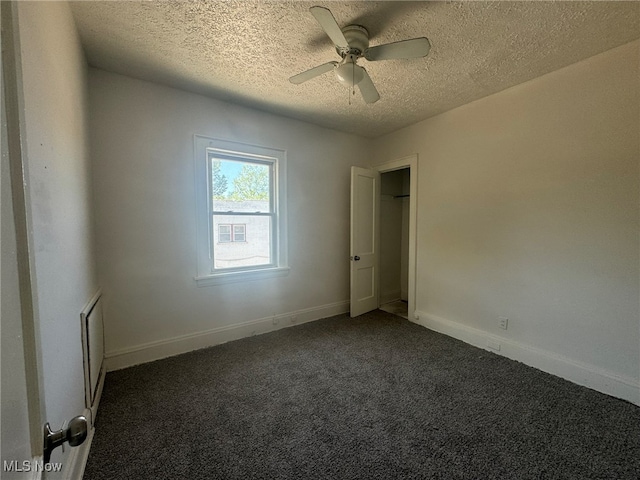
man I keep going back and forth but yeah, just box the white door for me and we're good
[1,9,43,467]
[350,166,380,317]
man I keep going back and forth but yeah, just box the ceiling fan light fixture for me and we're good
[289,6,429,104]
[335,57,365,86]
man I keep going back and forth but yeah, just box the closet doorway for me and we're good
[376,155,417,320]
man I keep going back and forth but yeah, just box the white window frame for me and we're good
[194,135,288,286]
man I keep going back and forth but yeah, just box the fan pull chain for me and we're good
[350,61,356,105]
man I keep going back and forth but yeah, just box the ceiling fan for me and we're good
[289,6,431,104]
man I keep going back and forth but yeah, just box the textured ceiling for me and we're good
[70,1,640,138]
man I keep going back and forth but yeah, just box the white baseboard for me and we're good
[55,352,105,479]
[414,310,640,406]
[105,300,350,371]
[28,457,42,480]
[60,413,94,480]
[89,365,105,427]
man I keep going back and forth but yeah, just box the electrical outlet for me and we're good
[290,314,298,324]
[498,316,508,330]
[486,340,501,351]
[272,317,278,325]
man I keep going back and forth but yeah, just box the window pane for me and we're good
[233,224,246,242]
[211,158,271,213]
[218,224,231,243]
[212,215,271,269]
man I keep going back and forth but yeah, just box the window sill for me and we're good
[195,266,290,287]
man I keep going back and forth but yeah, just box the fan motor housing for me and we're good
[337,25,369,56]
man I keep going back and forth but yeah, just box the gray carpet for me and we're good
[84,311,640,479]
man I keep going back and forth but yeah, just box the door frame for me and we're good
[374,154,418,320]
[2,0,46,457]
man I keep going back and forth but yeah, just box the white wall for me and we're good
[16,0,97,468]
[373,40,640,404]
[89,69,371,365]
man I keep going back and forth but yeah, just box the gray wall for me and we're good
[14,1,98,469]
[89,69,371,360]
[373,40,640,403]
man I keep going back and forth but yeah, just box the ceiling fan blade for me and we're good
[358,69,380,104]
[309,6,349,49]
[365,37,431,61]
[289,61,337,85]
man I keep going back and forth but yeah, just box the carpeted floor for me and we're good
[84,311,640,479]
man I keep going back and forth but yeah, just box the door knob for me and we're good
[354,256,360,261]
[43,415,88,464]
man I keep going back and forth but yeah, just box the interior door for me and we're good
[350,166,380,317]
[1,2,44,464]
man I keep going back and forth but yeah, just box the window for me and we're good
[218,224,232,243]
[195,136,288,285]
[233,225,246,242]
[217,224,246,243]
